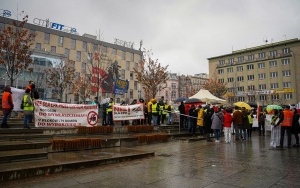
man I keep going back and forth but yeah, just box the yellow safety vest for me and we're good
[23,94,34,111]
[106,102,114,113]
[152,103,158,113]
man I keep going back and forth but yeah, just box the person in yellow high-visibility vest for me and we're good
[106,98,114,126]
[151,99,159,126]
[23,88,34,129]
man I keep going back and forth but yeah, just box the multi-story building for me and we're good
[156,73,208,102]
[0,16,143,104]
[208,38,300,105]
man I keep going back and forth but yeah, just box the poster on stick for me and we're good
[113,104,144,121]
[34,100,98,127]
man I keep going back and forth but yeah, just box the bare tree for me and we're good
[72,72,92,102]
[44,59,75,101]
[0,15,36,86]
[203,73,227,98]
[133,50,169,99]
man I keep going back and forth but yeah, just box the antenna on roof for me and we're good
[263,36,268,44]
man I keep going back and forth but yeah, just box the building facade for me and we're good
[208,38,300,106]
[0,16,143,104]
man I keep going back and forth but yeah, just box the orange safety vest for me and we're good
[281,110,293,127]
[2,92,13,109]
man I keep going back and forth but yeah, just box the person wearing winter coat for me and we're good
[188,105,197,136]
[291,108,300,147]
[204,107,214,141]
[223,109,233,143]
[211,108,223,142]
[197,105,204,135]
[232,106,243,141]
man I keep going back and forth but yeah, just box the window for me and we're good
[259,84,266,90]
[44,33,50,44]
[259,95,266,101]
[227,77,234,82]
[130,71,133,80]
[282,70,291,77]
[227,88,235,93]
[130,53,134,61]
[283,82,291,88]
[82,42,87,51]
[258,52,265,59]
[93,44,98,51]
[237,97,245,101]
[269,61,277,67]
[64,48,70,58]
[282,59,290,65]
[126,61,130,70]
[121,69,125,79]
[122,51,125,60]
[248,54,254,61]
[219,60,225,65]
[102,46,107,54]
[58,36,64,47]
[134,81,138,90]
[248,96,255,102]
[258,73,266,79]
[237,76,244,82]
[270,83,279,89]
[35,43,41,50]
[171,91,176,98]
[111,48,117,55]
[228,58,234,64]
[237,56,244,63]
[258,62,265,68]
[270,72,278,78]
[247,75,254,80]
[247,64,254,70]
[282,48,290,55]
[217,69,224,74]
[270,50,277,57]
[237,87,244,91]
[283,94,292,100]
[76,51,81,61]
[248,85,255,91]
[50,46,56,53]
[134,63,138,69]
[237,66,243,71]
[81,62,86,70]
[271,94,279,100]
[171,83,176,89]
[227,67,233,73]
[130,89,133,99]
[218,79,224,83]
[71,39,76,50]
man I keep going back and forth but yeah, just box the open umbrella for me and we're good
[185,98,202,104]
[266,105,282,113]
[175,97,187,103]
[100,98,110,105]
[234,101,251,110]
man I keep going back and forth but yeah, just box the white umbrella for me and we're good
[100,98,110,104]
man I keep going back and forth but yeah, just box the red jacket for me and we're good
[223,112,233,128]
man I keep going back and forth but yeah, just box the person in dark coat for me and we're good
[291,108,300,147]
[178,102,186,129]
[188,105,197,136]
[204,107,214,141]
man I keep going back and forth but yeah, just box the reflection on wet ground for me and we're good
[4,132,300,188]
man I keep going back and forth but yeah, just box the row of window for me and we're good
[219,70,291,83]
[218,59,290,74]
[219,48,291,65]
[228,93,293,102]
[227,82,291,92]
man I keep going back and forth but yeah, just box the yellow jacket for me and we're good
[197,108,204,126]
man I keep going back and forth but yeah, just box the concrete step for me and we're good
[0,128,43,135]
[0,147,155,182]
[0,140,51,151]
[0,148,48,163]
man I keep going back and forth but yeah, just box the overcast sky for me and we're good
[2,0,300,74]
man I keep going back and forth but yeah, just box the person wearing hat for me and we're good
[275,105,294,148]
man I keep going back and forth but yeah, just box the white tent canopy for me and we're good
[189,89,226,103]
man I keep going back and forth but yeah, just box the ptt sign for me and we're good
[33,18,77,34]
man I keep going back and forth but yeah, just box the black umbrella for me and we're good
[185,98,202,104]
[175,97,187,103]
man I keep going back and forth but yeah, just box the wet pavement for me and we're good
[3,132,300,188]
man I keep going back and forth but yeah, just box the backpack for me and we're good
[33,90,39,99]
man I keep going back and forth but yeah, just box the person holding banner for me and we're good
[106,98,114,126]
[23,88,34,129]
[1,85,14,128]
[151,99,159,126]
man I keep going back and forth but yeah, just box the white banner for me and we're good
[11,87,25,111]
[113,104,144,120]
[34,100,98,127]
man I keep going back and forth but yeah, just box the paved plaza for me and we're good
[3,132,300,188]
